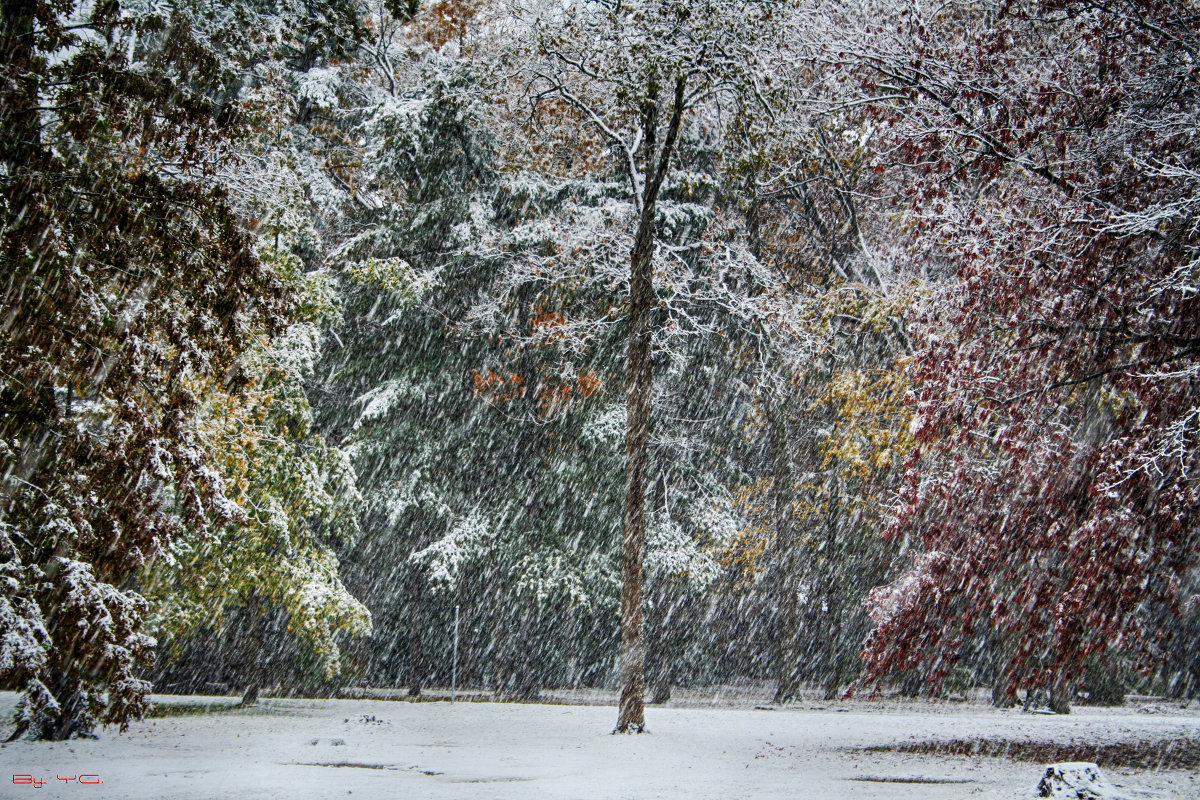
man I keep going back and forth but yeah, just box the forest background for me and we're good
[1,0,1197,740]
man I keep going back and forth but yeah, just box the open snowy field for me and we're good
[0,693,1197,799]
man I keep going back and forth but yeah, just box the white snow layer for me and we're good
[0,694,1196,799]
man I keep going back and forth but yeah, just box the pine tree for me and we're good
[143,258,370,704]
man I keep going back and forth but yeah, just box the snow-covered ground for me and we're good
[0,692,1196,799]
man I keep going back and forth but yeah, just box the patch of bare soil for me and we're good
[861,737,1200,770]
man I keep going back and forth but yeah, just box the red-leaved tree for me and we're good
[850,0,1200,708]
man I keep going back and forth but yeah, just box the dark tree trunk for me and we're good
[43,672,88,741]
[647,586,678,706]
[292,34,319,124]
[494,603,541,701]
[992,678,1018,709]
[486,563,508,697]
[616,75,687,736]
[511,605,541,701]
[1049,677,1072,715]
[493,617,515,699]
[0,0,40,171]
[645,474,674,706]
[745,174,762,262]
[0,0,55,499]
[646,580,675,705]
[770,403,801,704]
[240,597,265,707]
[407,568,423,697]
[455,578,471,691]
[991,642,1022,709]
[648,578,676,705]
[898,668,925,698]
[617,203,655,733]
[818,482,843,700]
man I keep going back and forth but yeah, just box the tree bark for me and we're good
[615,75,687,735]
[770,402,802,704]
[645,576,675,705]
[645,474,673,705]
[650,675,673,706]
[407,567,423,697]
[44,671,88,741]
[646,585,675,706]
[0,0,55,500]
[818,478,843,700]
[990,638,1023,708]
[992,677,1018,708]
[1049,677,1072,715]
[0,0,39,171]
[512,604,541,701]
[617,204,656,733]
[240,595,264,707]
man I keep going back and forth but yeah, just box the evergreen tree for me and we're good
[0,0,292,738]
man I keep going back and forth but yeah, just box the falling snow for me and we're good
[1,0,1198,796]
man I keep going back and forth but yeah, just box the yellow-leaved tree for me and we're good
[144,250,370,703]
[731,282,921,700]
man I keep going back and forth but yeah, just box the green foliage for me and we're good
[0,0,293,739]
[145,263,370,680]
[384,0,421,23]
[346,257,436,302]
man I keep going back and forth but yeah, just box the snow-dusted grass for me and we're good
[0,692,1196,799]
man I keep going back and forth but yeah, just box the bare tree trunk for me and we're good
[0,0,39,172]
[0,0,55,499]
[241,595,264,706]
[650,675,673,705]
[45,671,88,741]
[819,478,843,700]
[646,581,681,706]
[991,642,1021,708]
[645,576,675,705]
[616,76,687,735]
[770,403,801,704]
[746,174,762,262]
[512,604,542,700]
[407,567,423,697]
[617,205,655,733]
[992,680,1018,708]
[455,576,471,690]
[1049,676,1072,715]
[487,564,505,695]
[645,473,673,705]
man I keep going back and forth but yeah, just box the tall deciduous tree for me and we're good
[847,0,1200,709]
[520,0,790,731]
